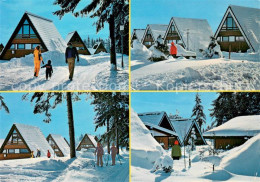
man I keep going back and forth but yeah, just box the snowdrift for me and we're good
[131,109,172,169]
[220,133,260,176]
[131,40,152,61]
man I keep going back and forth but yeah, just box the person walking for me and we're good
[170,42,177,58]
[95,142,104,167]
[65,42,79,81]
[171,140,182,160]
[110,143,118,166]
[47,150,51,158]
[33,46,44,77]
[36,149,41,158]
[41,60,53,80]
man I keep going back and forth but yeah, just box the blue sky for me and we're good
[0,0,109,46]
[131,0,260,32]
[131,92,219,129]
[0,93,105,141]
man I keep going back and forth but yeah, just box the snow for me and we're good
[14,123,54,157]
[65,31,76,43]
[229,5,260,52]
[87,134,97,148]
[26,12,66,52]
[131,40,152,61]
[167,17,213,52]
[132,29,146,42]
[149,45,166,59]
[144,122,177,136]
[49,134,70,157]
[88,48,96,55]
[0,51,129,90]
[171,119,193,144]
[0,139,4,148]
[144,24,168,42]
[131,57,260,90]
[138,111,166,126]
[168,44,196,57]
[220,133,260,176]
[204,115,260,137]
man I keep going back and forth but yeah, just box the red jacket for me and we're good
[170,42,177,55]
[47,150,51,158]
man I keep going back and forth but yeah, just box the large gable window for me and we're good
[221,13,238,31]
[16,19,37,38]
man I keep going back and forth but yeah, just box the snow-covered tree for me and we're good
[53,0,129,70]
[191,93,206,130]
[199,36,222,58]
[148,35,168,62]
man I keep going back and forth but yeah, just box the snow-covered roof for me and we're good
[165,17,213,52]
[49,134,70,157]
[0,139,4,148]
[26,11,66,52]
[171,119,193,143]
[65,31,76,43]
[204,115,260,137]
[144,122,178,136]
[138,111,166,126]
[229,5,260,52]
[132,29,146,41]
[88,134,97,148]
[14,123,54,156]
[88,48,95,55]
[149,24,168,42]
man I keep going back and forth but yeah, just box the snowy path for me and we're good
[131,58,260,90]
[0,53,129,91]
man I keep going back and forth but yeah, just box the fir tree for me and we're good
[0,94,9,113]
[191,93,206,129]
[87,36,90,48]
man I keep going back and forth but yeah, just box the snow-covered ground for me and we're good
[0,52,129,91]
[0,149,129,182]
[131,109,260,182]
[131,42,260,90]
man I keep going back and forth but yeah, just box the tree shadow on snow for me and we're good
[154,171,172,182]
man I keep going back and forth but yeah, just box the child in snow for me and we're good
[41,60,53,80]
[36,149,41,158]
[171,140,181,160]
[170,42,177,58]
[95,142,104,167]
[47,150,51,158]
[31,151,35,158]
[110,143,118,166]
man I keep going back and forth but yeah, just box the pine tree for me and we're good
[53,0,129,70]
[87,36,90,48]
[191,93,206,129]
[0,94,9,113]
[23,92,81,158]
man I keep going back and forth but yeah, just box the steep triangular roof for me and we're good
[65,31,76,43]
[165,17,213,51]
[47,134,70,157]
[89,42,107,54]
[0,11,66,59]
[0,139,4,148]
[76,134,97,150]
[141,24,168,43]
[131,29,146,42]
[214,5,260,52]
[65,31,90,54]
[0,123,54,156]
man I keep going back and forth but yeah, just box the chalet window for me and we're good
[18,44,25,49]
[79,47,85,50]
[17,19,36,38]
[10,44,17,50]
[20,149,29,153]
[236,36,244,41]
[25,44,31,49]
[217,36,221,41]
[222,36,229,42]
[32,44,39,49]
[221,13,238,31]
[229,36,235,42]
[8,149,15,153]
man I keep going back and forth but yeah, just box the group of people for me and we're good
[95,142,119,167]
[30,149,51,158]
[33,42,79,81]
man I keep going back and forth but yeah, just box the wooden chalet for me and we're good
[204,115,260,149]
[0,11,66,60]
[0,123,54,160]
[163,17,213,52]
[169,114,207,146]
[141,24,168,48]
[214,5,260,53]
[65,31,91,55]
[131,29,145,44]
[76,134,97,151]
[46,134,70,157]
[89,42,107,55]
[138,112,180,150]
[0,44,4,53]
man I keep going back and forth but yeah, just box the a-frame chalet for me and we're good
[46,134,70,157]
[0,123,54,160]
[131,29,146,44]
[76,134,97,151]
[89,42,107,55]
[138,111,181,150]
[214,5,260,52]
[0,11,66,60]
[65,31,91,55]
[163,17,213,52]
[141,24,168,48]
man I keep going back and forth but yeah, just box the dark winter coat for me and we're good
[65,47,79,60]
[41,64,53,73]
[172,145,182,157]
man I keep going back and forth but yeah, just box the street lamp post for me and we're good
[120,25,124,68]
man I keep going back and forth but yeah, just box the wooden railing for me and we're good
[15,34,37,39]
